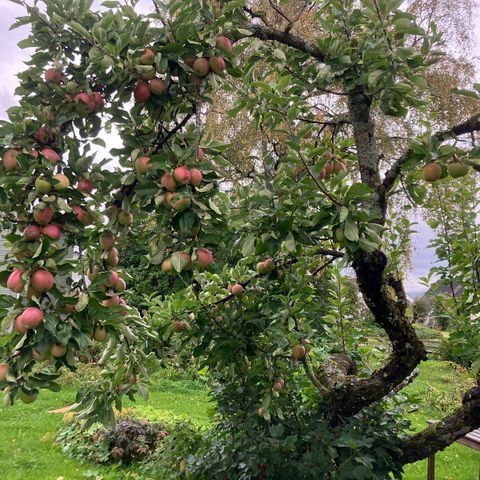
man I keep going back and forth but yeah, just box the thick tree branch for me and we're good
[400,387,480,464]
[382,112,480,195]
[318,353,357,389]
[327,252,427,418]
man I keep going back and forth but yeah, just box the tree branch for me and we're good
[400,387,480,464]
[382,112,480,195]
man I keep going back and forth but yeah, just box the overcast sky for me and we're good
[1,1,478,297]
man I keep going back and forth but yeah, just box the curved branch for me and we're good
[382,112,480,195]
[400,388,480,464]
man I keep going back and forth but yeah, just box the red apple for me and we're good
[100,232,116,250]
[74,92,95,115]
[41,148,60,163]
[114,277,126,292]
[53,173,70,190]
[174,320,188,332]
[193,58,210,77]
[231,284,244,296]
[45,68,63,83]
[135,156,151,175]
[196,147,205,162]
[189,168,203,186]
[170,195,191,211]
[15,316,27,334]
[140,48,155,65]
[209,56,226,73]
[42,224,61,240]
[173,166,191,185]
[33,206,54,225]
[134,82,151,103]
[195,248,213,268]
[23,225,41,241]
[78,178,94,194]
[36,126,51,144]
[7,269,25,293]
[50,344,67,357]
[292,345,306,359]
[19,307,44,329]
[72,206,89,224]
[161,257,173,272]
[92,91,105,111]
[31,270,55,292]
[216,36,233,53]
[160,172,177,191]
[2,149,19,171]
[149,78,166,95]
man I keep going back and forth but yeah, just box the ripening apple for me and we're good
[35,177,52,194]
[195,248,213,269]
[100,232,116,250]
[78,178,94,194]
[32,349,50,362]
[0,363,9,381]
[140,66,156,80]
[106,252,119,268]
[325,161,334,176]
[334,160,347,174]
[196,147,205,162]
[134,82,151,103]
[41,148,60,163]
[93,327,108,342]
[7,269,25,293]
[149,78,166,95]
[15,316,27,334]
[183,57,196,68]
[19,390,38,404]
[72,206,89,224]
[173,166,191,185]
[19,307,44,329]
[178,251,193,270]
[88,265,99,282]
[292,344,306,359]
[273,381,284,392]
[106,271,119,287]
[92,91,105,111]
[256,262,267,274]
[192,58,210,77]
[36,126,51,144]
[335,229,345,244]
[257,407,265,417]
[318,168,327,180]
[170,195,191,211]
[231,284,245,296]
[448,161,469,178]
[140,48,155,65]
[164,191,176,208]
[160,172,177,191]
[31,270,55,292]
[216,36,233,53]
[50,344,67,357]
[118,211,133,226]
[209,56,226,74]
[45,68,63,83]
[3,149,19,171]
[53,173,70,191]
[43,223,61,241]
[189,168,203,186]
[23,225,41,241]
[422,163,442,182]
[135,156,151,175]
[74,92,95,116]
[174,320,188,332]
[114,277,126,292]
[33,206,54,225]
[264,259,275,272]
[161,257,173,272]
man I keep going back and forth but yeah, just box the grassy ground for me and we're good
[0,363,478,479]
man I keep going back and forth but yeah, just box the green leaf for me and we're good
[450,88,479,99]
[68,21,92,40]
[344,218,359,242]
[241,234,256,257]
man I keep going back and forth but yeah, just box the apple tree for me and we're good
[0,0,480,477]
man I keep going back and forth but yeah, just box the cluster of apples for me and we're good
[133,49,168,103]
[422,159,470,182]
[161,166,203,211]
[185,35,232,86]
[255,258,275,274]
[318,150,347,180]
[161,247,214,274]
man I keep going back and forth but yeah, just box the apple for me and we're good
[53,173,70,190]
[178,251,193,270]
[189,168,203,186]
[264,259,275,272]
[134,82,151,103]
[256,262,267,274]
[42,224,61,240]
[74,92,95,115]
[31,270,55,292]
[0,363,9,381]
[118,211,133,226]
[3,149,19,171]
[106,271,119,287]
[92,91,105,111]
[23,225,41,242]
[196,147,205,162]
[174,320,188,332]
[19,390,38,404]
[319,168,327,180]
[160,172,177,191]
[88,265,99,282]
[231,284,245,296]
[78,178,94,193]
[170,195,191,211]
[448,161,469,178]
[257,407,265,417]
[209,56,226,73]
[216,36,233,53]
[35,177,52,194]
[140,66,156,80]
[184,57,196,68]
[41,148,60,163]
[72,206,89,224]
[135,156,151,175]
[15,316,27,334]
[32,349,50,362]
[33,206,54,225]
[195,248,213,268]
[335,229,345,244]
[30,150,39,159]
[192,58,210,77]
[50,344,67,357]
[292,344,306,359]
[36,126,51,144]
[140,48,155,65]
[64,303,75,314]
[173,166,191,185]
[422,163,442,182]
[7,269,25,293]
[93,327,108,342]
[325,161,334,176]
[149,78,166,95]
[113,277,126,292]
[273,381,284,392]
[161,257,173,272]
[100,232,116,249]
[19,307,44,329]
[191,74,204,86]
[45,68,63,83]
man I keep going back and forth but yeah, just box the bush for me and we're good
[57,417,168,465]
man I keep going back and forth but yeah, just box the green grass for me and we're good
[402,361,480,480]
[0,363,478,479]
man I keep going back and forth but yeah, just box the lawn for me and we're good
[0,362,478,479]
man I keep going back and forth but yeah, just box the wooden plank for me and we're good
[427,454,435,480]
